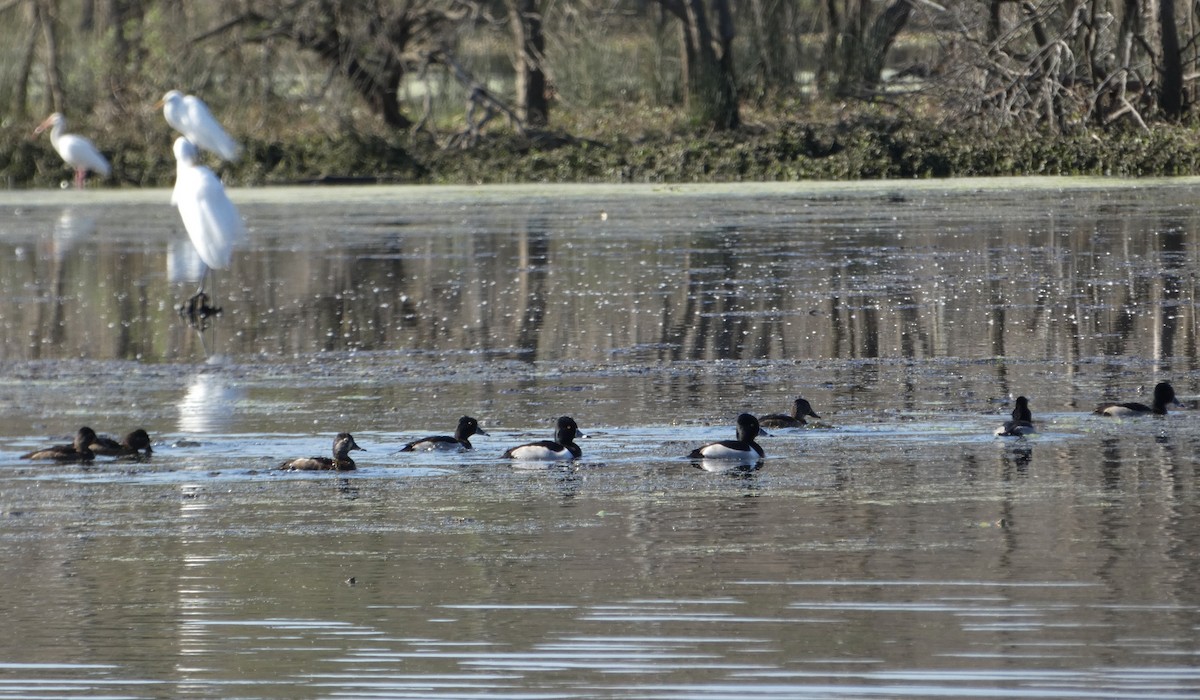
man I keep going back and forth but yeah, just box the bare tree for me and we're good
[743,0,796,100]
[655,0,739,129]
[507,0,549,126]
[30,0,66,114]
[819,0,916,98]
[1156,0,1184,117]
[224,0,472,129]
[933,0,1194,131]
[100,0,147,114]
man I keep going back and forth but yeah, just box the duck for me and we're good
[502,416,584,460]
[1094,382,1180,417]
[994,396,1036,436]
[91,429,154,458]
[400,416,488,452]
[688,413,766,460]
[279,433,364,471]
[758,397,821,429]
[20,427,98,462]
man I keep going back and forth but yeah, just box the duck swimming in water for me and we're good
[502,416,584,460]
[20,427,98,462]
[994,396,1036,437]
[688,413,766,460]
[758,398,821,429]
[400,416,488,452]
[279,433,364,471]
[91,429,154,458]
[1094,382,1180,417]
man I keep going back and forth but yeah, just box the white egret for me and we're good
[33,113,111,189]
[171,136,246,315]
[157,90,242,162]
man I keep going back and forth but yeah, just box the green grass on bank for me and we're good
[7,101,1200,189]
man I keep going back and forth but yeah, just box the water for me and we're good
[1,179,1199,698]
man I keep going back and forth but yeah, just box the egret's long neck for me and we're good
[49,121,65,148]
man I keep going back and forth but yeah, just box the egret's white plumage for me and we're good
[171,137,245,278]
[34,113,111,189]
[158,90,241,162]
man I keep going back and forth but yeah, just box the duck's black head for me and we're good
[75,427,98,451]
[334,432,364,456]
[793,398,820,419]
[735,413,761,442]
[1153,382,1178,406]
[555,416,581,444]
[127,428,153,453]
[457,416,487,438]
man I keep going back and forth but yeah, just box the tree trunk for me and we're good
[815,0,841,95]
[1158,0,1183,116]
[102,0,144,113]
[507,0,549,126]
[286,23,411,128]
[861,0,912,88]
[987,0,1002,42]
[747,0,793,97]
[821,0,913,97]
[667,0,739,129]
[35,0,65,113]
[15,2,40,119]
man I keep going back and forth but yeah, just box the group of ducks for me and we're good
[267,411,777,470]
[17,382,1184,470]
[18,427,153,462]
[35,91,246,314]
[294,411,777,469]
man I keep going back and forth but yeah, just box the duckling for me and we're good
[20,427,98,462]
[279,433,364,471]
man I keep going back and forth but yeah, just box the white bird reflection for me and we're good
[47,208,96,263]
[692,458,763,473]
[177,369,242,434]
[167,237,207,287]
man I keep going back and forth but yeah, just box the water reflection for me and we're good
[178,370,242,434]
[2,185,1200,363]
[166,237,206,287]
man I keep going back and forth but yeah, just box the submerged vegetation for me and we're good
[5,1,1200,187]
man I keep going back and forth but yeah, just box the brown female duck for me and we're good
[279,433,364,471]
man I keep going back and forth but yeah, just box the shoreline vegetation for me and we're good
[8,2,1200,189]
[11,108,1200,189]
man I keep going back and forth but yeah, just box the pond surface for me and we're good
[1,179,1200,698]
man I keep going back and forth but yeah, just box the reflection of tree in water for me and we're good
[7,192,1200,365]
[664,227,756,361]
[33,211,92,357]
[512,227,549,358]
[238,232,415,353]
[1153,222,1185,362]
